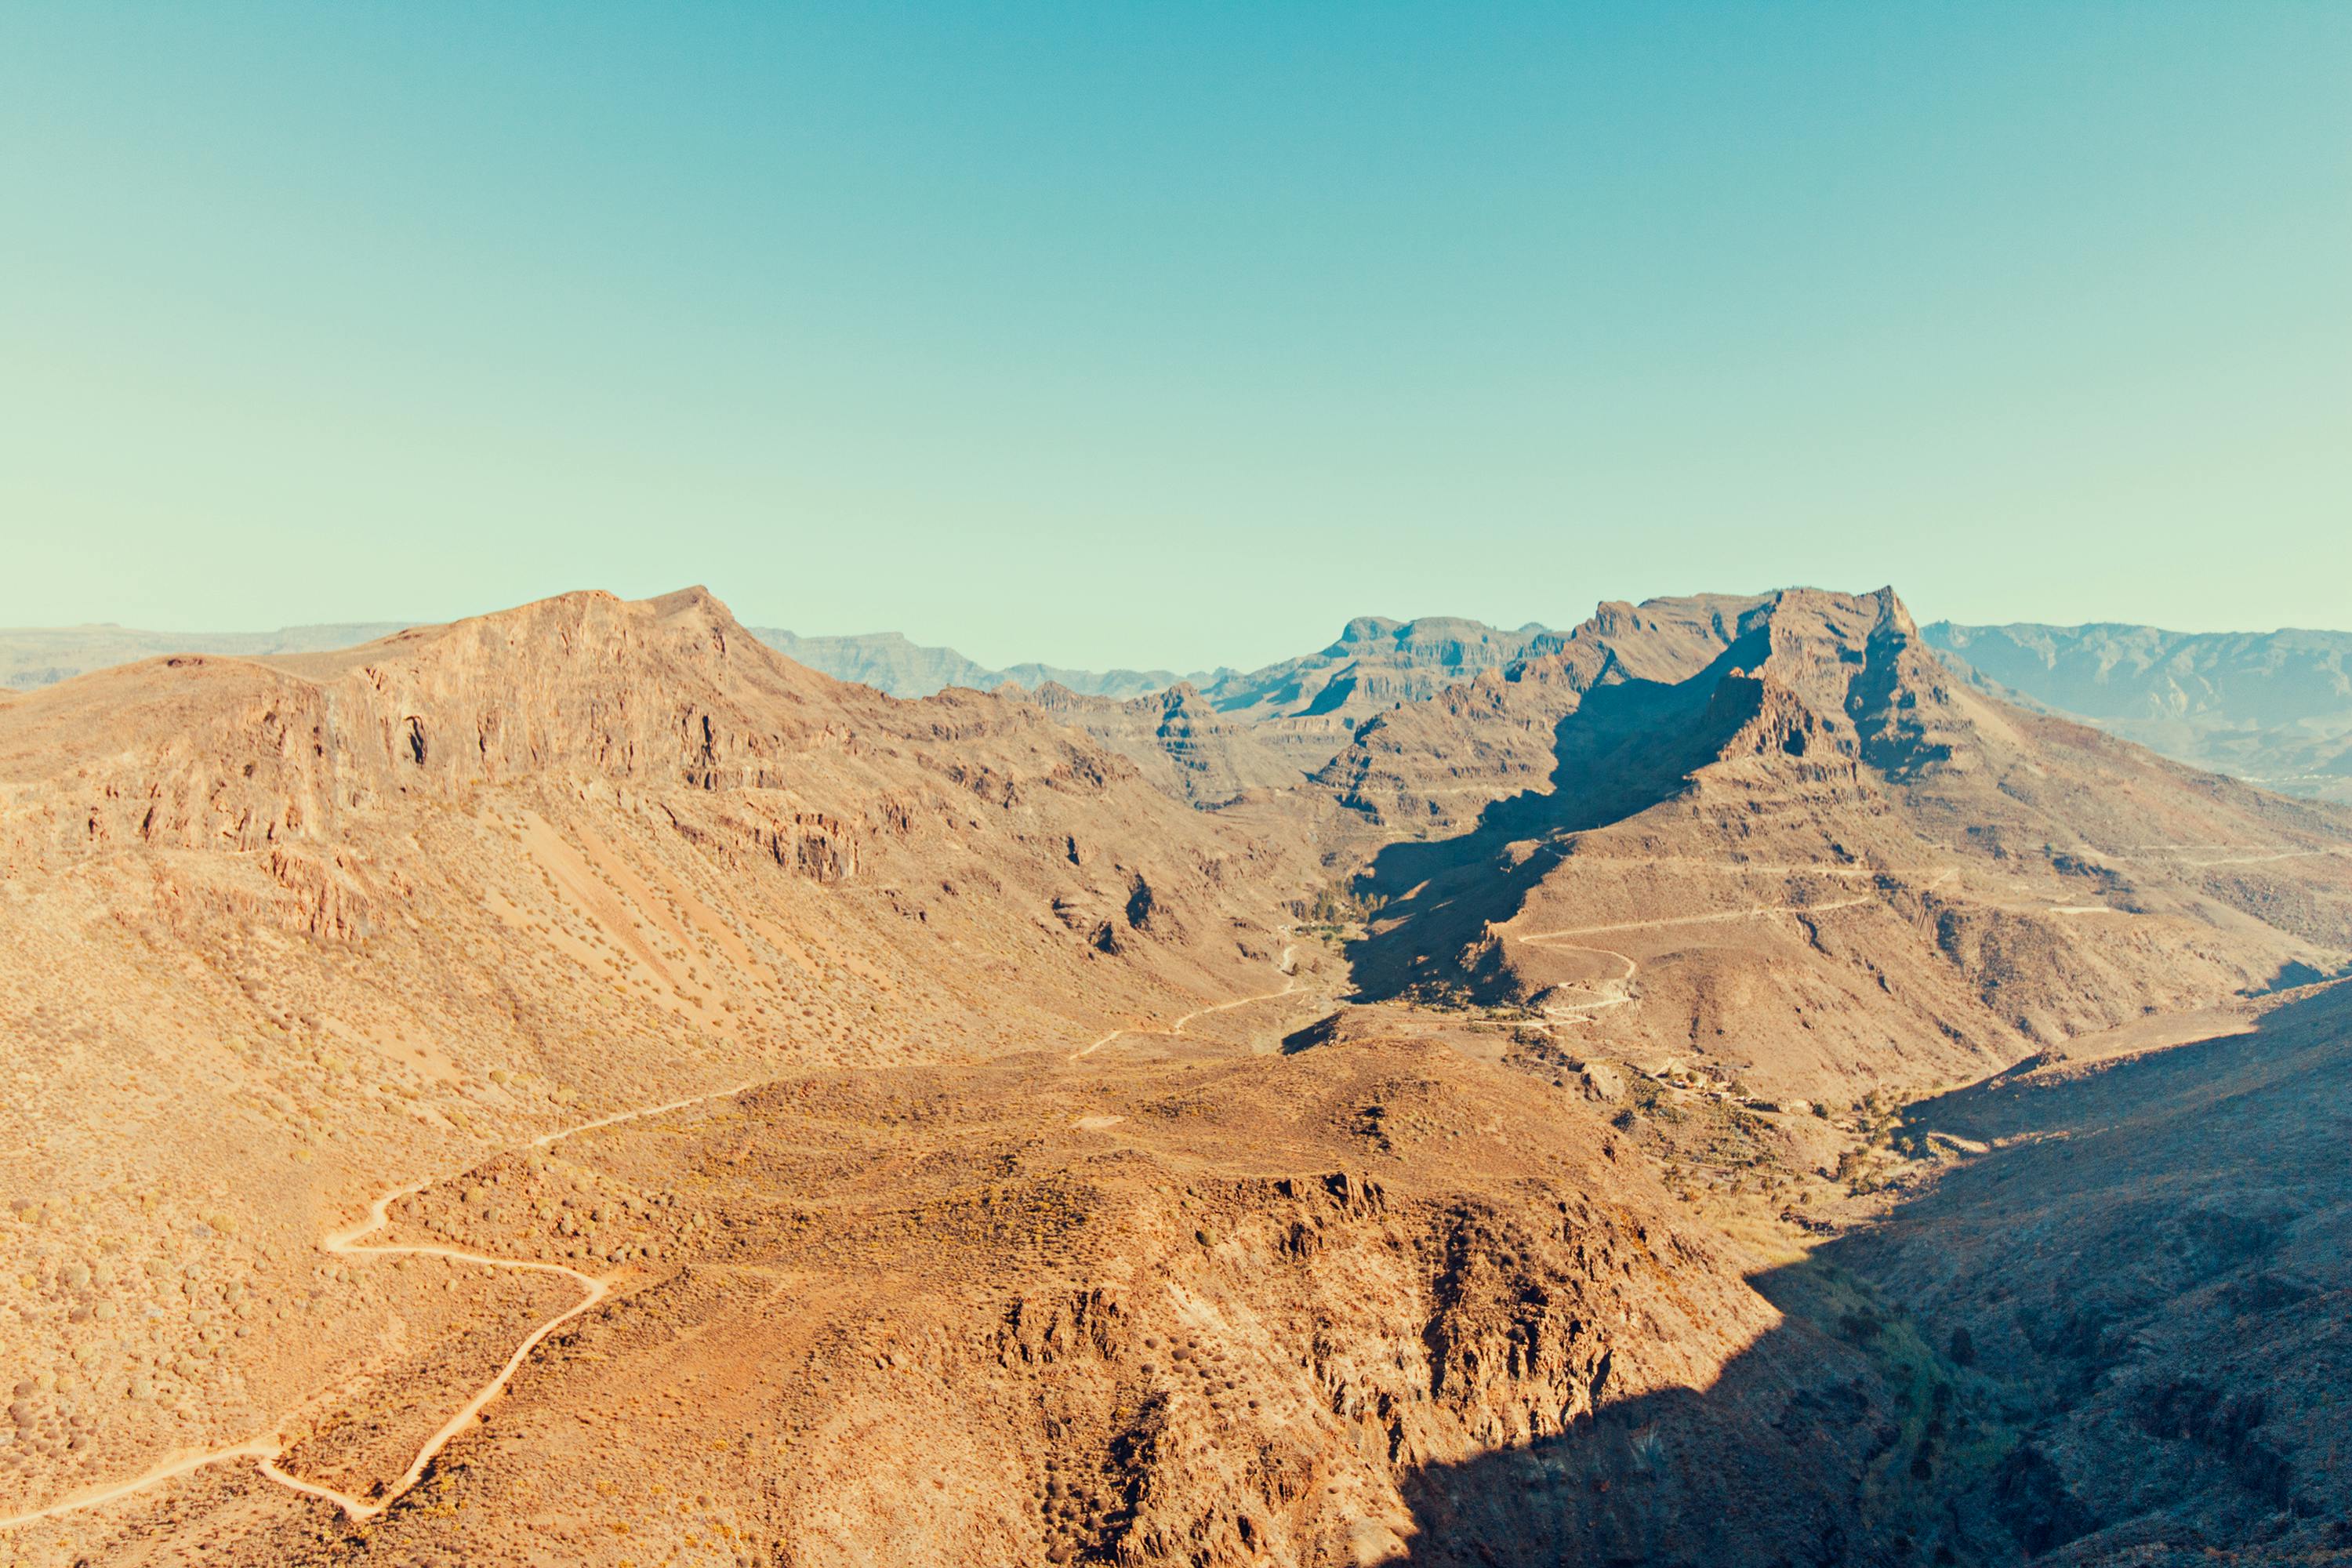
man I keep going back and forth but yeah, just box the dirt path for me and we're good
[1512,896,1875,946]
[1515,935,1638,1023]
[2118,844,2348,869]
[0,1080,757,1533]
[1069,940,1300,1063]
[2178,848,2343,868]
[14,938,1320,1533]
[1507,899,1876,1025]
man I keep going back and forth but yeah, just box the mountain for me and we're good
[1923,620,2352,803]
[0,586,1330,1548]
[754,615,1553,719]
[0,586,1875,1566]
[2,615,1556,793]
[0,622,1206,706]
[1016,681,1305,808]
[1312,594,1761,831]
[7,584,2352,1567]
[762,616,1563,794]
[748,626,1214,700]
[0,622,412,690]
[1334,587,2352,1103]
[1000,615,1568,804]
[1205,615,1555,718]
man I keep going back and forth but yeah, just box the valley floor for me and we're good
[10,934,2344,1566]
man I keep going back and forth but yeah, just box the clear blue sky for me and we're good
[3,3,2345,670]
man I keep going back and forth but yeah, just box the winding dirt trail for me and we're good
[1509,898,1877,1025]
[1516,938,1639,1022]
[10,931,1323,1537]
[0,1080,757,1534]
[11,942,1323,1532]
[1069,940,1301,1063]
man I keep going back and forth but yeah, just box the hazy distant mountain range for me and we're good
[748,628,1218,700]
[0,622,412,691]
[755,615,1556,715]
[8,611,2349,802]
[1921,621,2352,803]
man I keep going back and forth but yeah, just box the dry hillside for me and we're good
[2,584,2347,1568]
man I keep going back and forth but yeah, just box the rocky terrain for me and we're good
[24,613,2352,815]
[0,587,1329,1560]
[1311,596,1755,832]
[2,583,2348,1567]
[998,617,1568,799]
[1202,617,1554,734]
[749,618,1554,740]
[1838,978,2352,1563]
[1341,588,2352,1104]
[1017,684,1306,810]
[1926,620,2352,804]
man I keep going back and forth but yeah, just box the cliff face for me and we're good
[0,587,1327,1537]
[1001,617,1578,805]
[1018,681,1306,809]
[0,586,1298,945]
[1205,617,1557,724]
[1309,594,1765,832]
[1342,587,2352,1103]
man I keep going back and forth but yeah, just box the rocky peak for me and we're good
[1334,615,1406,647]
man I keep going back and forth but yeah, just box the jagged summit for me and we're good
[1315,586,1966,832]
[1338,583,2352,1098]
[0,588,891,858]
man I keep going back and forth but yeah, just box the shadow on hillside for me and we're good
[1344,632,1768,1000]
[2254,956,2352,994]
[1385,981,2352,1566]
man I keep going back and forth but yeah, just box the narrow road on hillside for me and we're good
[0,1080,757,1534]
[1513,896,1876,945]
[1514,935,1638,1022]
[2113,844,2350,869]
[8,932,1326,1536]
[1509,898,1878,1025]
[1069,939,1301,1063]
[2178,848,2343,868]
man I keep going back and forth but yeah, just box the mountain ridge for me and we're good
[1336,586,2352,1104]
[8,583,2352,1565]
[1924,618,2352,802]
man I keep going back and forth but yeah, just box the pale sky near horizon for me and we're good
[3,4,2346,671]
